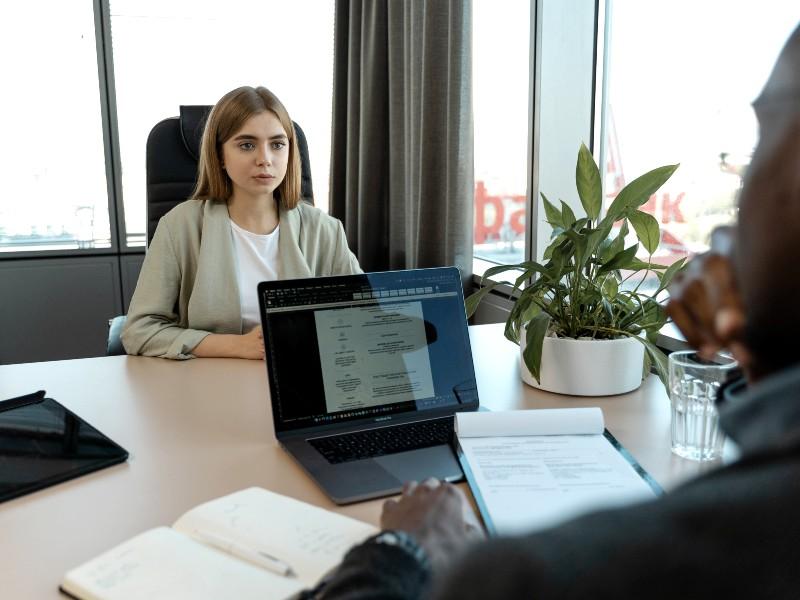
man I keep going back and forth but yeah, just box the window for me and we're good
[601,0,800,287]
[472,0,530,268]
[109,0,335,247]
[0,1,110,252]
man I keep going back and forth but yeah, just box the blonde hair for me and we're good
[191,86,301,209]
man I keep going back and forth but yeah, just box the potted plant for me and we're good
[467,143,685,396]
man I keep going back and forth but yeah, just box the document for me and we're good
[315,303,435,412]
[456,408,658,536]
[60,487,377,600]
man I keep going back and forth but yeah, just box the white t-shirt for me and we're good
[230,219,280,331]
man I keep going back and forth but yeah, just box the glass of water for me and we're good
[668,350,738,461]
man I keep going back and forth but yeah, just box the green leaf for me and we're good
[522,312,551,383]
[640,337,669,388]
[563,228,589,270]
[642,351,653,381]
[601,275,618,299]
[618,220,629,241]
[465,282,501,317]
[560,201,577,228]
[601,298,615,320]
[597,238,613,262]
[543,236,562,260]
[586,221,613,258]
[541,193,564,229]
[512,265,547,295]
[617,292,646,329]
[602,164,679,227]
[572,217,590,231]
[598,244,639,275]
[628,258,668,271]
[481,262,526,282]
[627,210,661,255]
[655,257,687,295]
[504,296,527,344]
[602,223,628,263]
[520,300,543,324]
[576,142,602,221]
[547,239,572,280]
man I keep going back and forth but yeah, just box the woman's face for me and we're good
[221,110,289,201]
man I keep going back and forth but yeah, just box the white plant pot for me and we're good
[519,332,645,396]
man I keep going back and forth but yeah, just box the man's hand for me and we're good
[666,229,750,371]
[381,479,484,572]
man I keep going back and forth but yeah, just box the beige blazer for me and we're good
[121,200,362,359]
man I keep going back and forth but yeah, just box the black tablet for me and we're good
[0,390,129,504]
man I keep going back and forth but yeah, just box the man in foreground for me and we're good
[306,23,800,600]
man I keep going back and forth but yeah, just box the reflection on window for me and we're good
[472,0,529,267]
[110,0,335,247]
[0,2,110,252]
[604,0,799,290]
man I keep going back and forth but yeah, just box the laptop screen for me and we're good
[258,267,479,434]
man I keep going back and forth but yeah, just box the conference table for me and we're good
[0,323,716,598]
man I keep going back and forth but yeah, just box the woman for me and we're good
[122,86,361,360]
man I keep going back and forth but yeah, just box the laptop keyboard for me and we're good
[309,418,454,464]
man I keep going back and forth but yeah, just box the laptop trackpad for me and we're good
[375,445,463,484]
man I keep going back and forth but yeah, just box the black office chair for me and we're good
[106,106,314,355]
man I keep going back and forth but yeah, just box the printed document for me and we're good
[315,303,434,412]
[456,408,657,536]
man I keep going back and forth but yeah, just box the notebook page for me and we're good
[61,527,301,600]
[172,487,377,583]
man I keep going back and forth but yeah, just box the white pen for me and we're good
[191,529,296,577]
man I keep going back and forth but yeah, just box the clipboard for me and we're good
[456,423,662,537]
[0,390,129,504]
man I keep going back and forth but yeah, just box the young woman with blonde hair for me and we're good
[122,86,361,360]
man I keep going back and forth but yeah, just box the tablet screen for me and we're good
[0,391,128,503]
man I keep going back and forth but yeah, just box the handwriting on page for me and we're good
[208,501,358,557]
[291,525,352,556]
[172,488,377,581]
[84,548,142,590]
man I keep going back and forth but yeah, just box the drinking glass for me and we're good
[668,350,738,461]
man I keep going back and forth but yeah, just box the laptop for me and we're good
[258,267,480,504]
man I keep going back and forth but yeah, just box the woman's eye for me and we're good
[272,141,287,150]
[239,142,255,151]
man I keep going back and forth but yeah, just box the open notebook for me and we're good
[60,488,377,600]
[456,407,660,536]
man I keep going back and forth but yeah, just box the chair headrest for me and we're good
[179,105,212,161]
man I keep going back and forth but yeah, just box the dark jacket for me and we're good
[314,366,800,599]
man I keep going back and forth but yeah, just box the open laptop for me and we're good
[258,267,480,504]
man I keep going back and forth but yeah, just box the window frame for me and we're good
[470,0,688,350]
[0,0,131,260]
[472,0,599,280]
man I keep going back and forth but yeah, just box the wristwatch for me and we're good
[367,530,431,570]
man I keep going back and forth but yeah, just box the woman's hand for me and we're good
[193,326,265,360]
[238,326,266,360]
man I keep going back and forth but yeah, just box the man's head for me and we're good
[735,24,800,379]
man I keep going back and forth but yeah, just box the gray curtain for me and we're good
[330,0,473,280]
